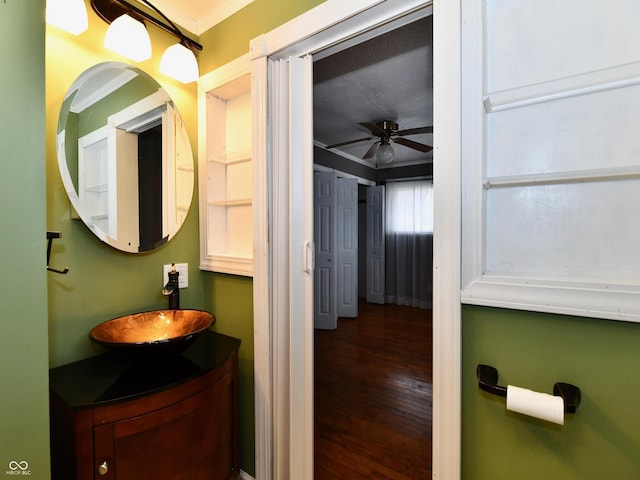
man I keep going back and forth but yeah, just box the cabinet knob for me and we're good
[97,461,109,476]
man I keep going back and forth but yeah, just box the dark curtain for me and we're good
[385,233,433,309]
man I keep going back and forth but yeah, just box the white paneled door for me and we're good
[314,173,358,328]
[337,177,358,318]
[366,185,385,304]
[314,171,337,330]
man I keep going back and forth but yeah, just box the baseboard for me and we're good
[240,470,256,480]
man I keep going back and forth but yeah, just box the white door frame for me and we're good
[250,0,462,478]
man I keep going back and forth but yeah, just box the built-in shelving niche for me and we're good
[198,55,253,276]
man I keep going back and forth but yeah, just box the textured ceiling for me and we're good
[313,16,433,169]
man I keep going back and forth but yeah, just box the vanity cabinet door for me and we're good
[93,372,236,480]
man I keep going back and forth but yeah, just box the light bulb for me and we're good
[376,142,394,164]
[46,0,88,35]
[160,44,199,83]
[104,14,152,62]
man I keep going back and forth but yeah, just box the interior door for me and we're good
[313,171,337,329]
[366,185,385,304]
[113,128,139,250]
[269,54,315,480]
[337,177,358,317]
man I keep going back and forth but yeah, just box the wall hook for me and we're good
[477,364,580,413]
[46,231,69,274]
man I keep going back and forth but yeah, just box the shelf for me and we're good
[483,165,640,189]
[209,199,252,207]
[484,60,640,113]
[208,154,251,166]
[85,183,108,193]
[199,58,253,277]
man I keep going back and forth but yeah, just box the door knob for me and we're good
[97,461,109,476]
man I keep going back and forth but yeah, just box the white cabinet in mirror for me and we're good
[56,62,194,253]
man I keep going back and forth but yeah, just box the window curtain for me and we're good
[385,180,433,309]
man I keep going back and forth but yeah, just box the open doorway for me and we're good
[248,0,467,477]
[311,15,433,478]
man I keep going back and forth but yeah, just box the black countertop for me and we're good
[49,330,240,408]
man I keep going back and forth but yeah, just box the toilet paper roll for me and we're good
[506,385,564,425]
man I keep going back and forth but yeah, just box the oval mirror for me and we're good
[56,62,194,253]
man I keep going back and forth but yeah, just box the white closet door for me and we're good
[314,171,337,329]
[337,177,358,317]
[366,185,385,304]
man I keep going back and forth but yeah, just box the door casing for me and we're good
[249,1,461,478]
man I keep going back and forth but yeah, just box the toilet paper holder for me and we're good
[476,364,581,413]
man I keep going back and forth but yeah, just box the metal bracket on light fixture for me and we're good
[91,0,202,83]
[91,0,202,52]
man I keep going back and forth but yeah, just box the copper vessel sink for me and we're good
[89,309,215,357]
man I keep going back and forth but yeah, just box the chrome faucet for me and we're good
[162,264,180,309]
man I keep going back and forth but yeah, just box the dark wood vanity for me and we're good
[49,331,240,480]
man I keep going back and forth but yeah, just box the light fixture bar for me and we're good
[91,0,202,52]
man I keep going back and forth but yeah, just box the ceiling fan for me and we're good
[325,120,433,164]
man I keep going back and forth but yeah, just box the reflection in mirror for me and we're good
[56,62,194,253]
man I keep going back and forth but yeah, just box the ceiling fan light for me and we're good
[160,44,199,83]
[46,0,88,35]
[376,143,394,164]
[104,14,152,62]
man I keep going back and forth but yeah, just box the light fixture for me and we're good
[376,140,394,164]
[91,0,202,83]
[160,43,199,84]
[46,0,89,35]
[104,14,152,62]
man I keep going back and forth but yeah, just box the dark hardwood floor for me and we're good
[314,300,432,479]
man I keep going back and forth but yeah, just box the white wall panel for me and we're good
[462,0,640,321]
[487,84,640,177]
[485,179,640,281]
[486,0,640,92]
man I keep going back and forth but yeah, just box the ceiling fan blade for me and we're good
[325,136,372,149]
[395,126,433,136]
[362,141,380,159]
[359,122,388,137]
[393,137,433,153]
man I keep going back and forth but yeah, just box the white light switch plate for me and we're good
[163,263,188,288]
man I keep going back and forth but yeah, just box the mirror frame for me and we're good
[56,62,194,253]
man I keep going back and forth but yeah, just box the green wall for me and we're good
[197,0,325,475]
[16,1,639,478]
[0,1,50,478]
[199,0,326,72]
[462,305,640,479]
[45,1,326,477]
[203,273,255,474]
[46,2,202,368]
